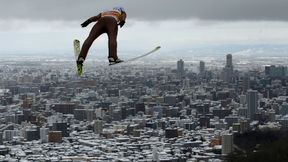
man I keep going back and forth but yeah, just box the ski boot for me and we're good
[108,57,124,65]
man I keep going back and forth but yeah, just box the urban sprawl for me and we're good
[0,54,288,161]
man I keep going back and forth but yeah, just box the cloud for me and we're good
[0,19,79,32]
[1,0,288,21]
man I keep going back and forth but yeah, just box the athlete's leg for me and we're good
[106,19,118,59]
[78,20,105,61]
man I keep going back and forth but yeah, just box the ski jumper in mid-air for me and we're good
[76,7,127,73]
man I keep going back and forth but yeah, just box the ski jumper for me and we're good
[78,7,126,62]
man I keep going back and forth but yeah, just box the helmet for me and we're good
[113,7,125,13]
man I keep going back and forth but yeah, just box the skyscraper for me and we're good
[223,54,234,83]
[222,133,233,155]
[199,61,205,75]
[177,59,184,77]
[247,89,258,120]
[226,54,233,67]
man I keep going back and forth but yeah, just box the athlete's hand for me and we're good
[81,19,92,28]
[119,21,125,28]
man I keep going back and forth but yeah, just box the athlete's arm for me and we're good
[81,13,101,28]
[119,12,127,28]
[89,13,102,22]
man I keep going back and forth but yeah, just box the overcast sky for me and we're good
[1,0,288,58]
[1,0,288,21]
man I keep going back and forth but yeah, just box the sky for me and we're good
[1,0,288,58]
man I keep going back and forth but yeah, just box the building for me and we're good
[238,107,248,118]
[177,59,184,78]
[279,115,288,128]
[48,131,62,143]
[40,127,49,143]
[74,109,87,121]
[153,106,163,118]
[199,61,205,75]
[213,108,231,119]
[0,146,9,156]
[280,102,288,116]
[165,128,178,138]
[135,102,145,113]
[3,130,18,141]
[226,54,233,68]
[112,109,122,121]
[5,114,16,124]
[164,95,177,106]
[93,120,103,134]
[247,90,258,120]
[239,94,246,105]
[51,103,76,114]
[222,133,233,155]
[265,65,287,78]
[223,54,234,83]
[225,116,239,127]
[239,119,249,133]
[0,132,3,145]
[52,122,69,137]
[86,109,95,122]
[199,116,210,128]
[25,128,40,141]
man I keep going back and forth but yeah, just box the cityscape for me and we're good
[0,53,288,162]
[2,0,288,161]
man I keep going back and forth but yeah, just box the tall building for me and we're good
[199,61,205,74]
[222,133,233,155]
[226,54,233,67]
[94,120,103,134]
[223,54,234,83]
[247,90,258,120]
[40,127,49,143]
[177,59,184,77]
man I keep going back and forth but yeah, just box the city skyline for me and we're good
[1,1,288,160]
[0,54,288,161]
[0,0,288,56]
